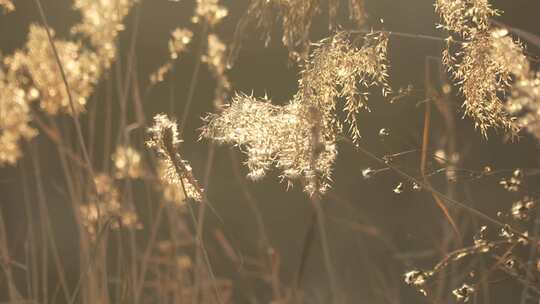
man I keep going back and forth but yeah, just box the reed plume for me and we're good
[436,0,525,137]
[202,31,391,194]
[229,0,368,63]
[147,114,203,202]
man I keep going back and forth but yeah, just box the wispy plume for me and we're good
[72,0,138,65]
[203,34,231,108]
[192,0,228,26]
[0,0,14,13]
[16,25,102,115]
[0,0,137,166]
[0,71,37,166]
[80,174,141,241]
[229,0,368,63]
[150,28,193,84]
[202,32,391,194]
[112,146,144,179]
[147,114,203,202]
[436,0,523,137]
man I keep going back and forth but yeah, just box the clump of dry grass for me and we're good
[192,0,228,26]
[436,0,525,137]
[202,31,391,194]
[435,0,540,141]
[111,145,144,179]
[80,173,142,242]
[72,0,138,64]
[147,114,204,202]
[203,34,230,108]
[405,212,538,302]
[150,28,193,85]
[0,0,136,166]
[3,0,540,303]
[229,0,368,63]
[0,0,14,13]
[16,25,102,115]
[403,164,540,302]
[0,71,37,165]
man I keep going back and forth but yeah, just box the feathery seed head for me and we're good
[202,32,391,195]
[0,0,14,13]
[147,114,203,202]
[436,0,526,137]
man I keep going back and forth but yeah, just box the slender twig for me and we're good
[20,163,40,302]
[68,218,117,304]
[422,57,462,243]
[178,23,209,136]
[33,0,97,193]
[161,141,223,304]
[116,2,143,146]
[29,146,71,303]
[293,211,316,298]
[192,144,216,304]
[520,209,540,304]
[228,149,271,252]
[0,209,23,301]
[353,142,533,242]
[134,202,166,304]
[350,29,457,44]
[295,107,340,302]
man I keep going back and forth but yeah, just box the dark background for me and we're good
[1,0,540,303]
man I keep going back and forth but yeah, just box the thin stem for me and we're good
[192,144,215,304]
[422,57,461,242]
[353,143,532,242]
[520,209,540,304]
[159,133,222,304]
[116,2,143,146]
[299,107,340,302]
[134,202,166,303]
[0,209,23,301]
[350,29,456,44]
[293,211,316,293]
[311,195,340,303]
[228,149,271,252]
[33,0,97,193]
[178,22,209,136]
[29,146,71,303]
[20,161,40,303]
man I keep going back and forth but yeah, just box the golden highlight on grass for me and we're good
[202,31,391,194]
[2,0,540,303]
[147,114,204,202]
[0,0,14,13]
[436,0,526,137]
[229,0,368,63]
